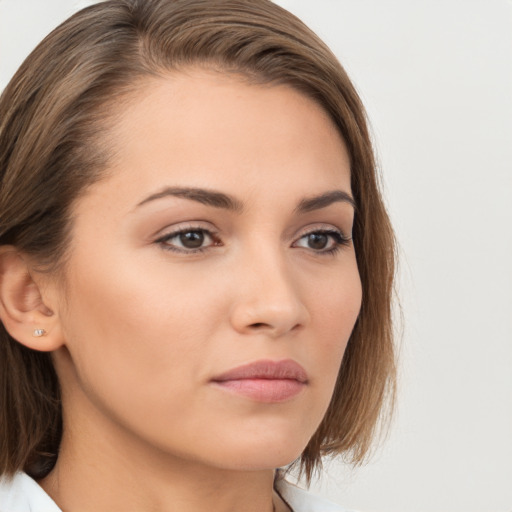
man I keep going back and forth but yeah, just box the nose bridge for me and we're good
[229,236,309,336]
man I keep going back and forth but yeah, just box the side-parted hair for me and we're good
[0,0,396,481]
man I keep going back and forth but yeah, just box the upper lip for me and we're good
[211,359,308,383]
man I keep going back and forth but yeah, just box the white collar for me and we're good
[0,472,353,512]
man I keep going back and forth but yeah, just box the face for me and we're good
[51,70,362,471]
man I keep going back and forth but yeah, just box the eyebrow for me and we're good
[295,190,356,213]
[136,186,356,213]
[136,186,244,213]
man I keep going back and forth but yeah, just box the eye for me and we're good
[155,228,219,253]
[293,229,350,254]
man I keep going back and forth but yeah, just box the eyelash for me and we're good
[296,228,351,256]
[155,227,351,256]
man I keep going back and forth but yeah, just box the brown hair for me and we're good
[0,0,396,482]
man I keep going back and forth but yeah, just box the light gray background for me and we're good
[1,1,511,511]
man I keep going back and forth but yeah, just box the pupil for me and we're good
[180,231,204,248]
[308,233,328,250]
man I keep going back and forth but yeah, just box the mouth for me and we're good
[210,359,308,403]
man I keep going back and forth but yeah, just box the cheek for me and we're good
[58,255,222,410]
[308,258,362,383]
[57,259,231,456]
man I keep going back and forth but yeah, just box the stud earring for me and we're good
[33,328,46,337]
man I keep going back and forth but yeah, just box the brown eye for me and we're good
[179,231,205,249]
[306,232,328,250]
[157,228,218,253]
[293,229,350,255]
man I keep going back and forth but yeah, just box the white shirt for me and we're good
[0,472,353,512]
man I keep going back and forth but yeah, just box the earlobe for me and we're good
[0,246,64,352]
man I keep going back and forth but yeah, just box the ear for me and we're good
[0,246,65,352]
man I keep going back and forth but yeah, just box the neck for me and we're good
[38,391,280,512]
[40,437,279,512]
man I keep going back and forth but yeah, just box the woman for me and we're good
[0,1,396,510]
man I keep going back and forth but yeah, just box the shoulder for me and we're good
[276,479,357,512]
[0,472,61,512]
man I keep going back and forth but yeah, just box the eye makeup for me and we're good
[154,224,351,256]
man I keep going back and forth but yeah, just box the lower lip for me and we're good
[212,379,305,403]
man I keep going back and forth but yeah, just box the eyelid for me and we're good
[295,224,352,241]
[291,225,352,255]
[154,223,221,254]
[152,220,217,239]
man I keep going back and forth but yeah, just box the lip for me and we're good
[210,359,308,403]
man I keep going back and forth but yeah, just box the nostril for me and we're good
[250,323,266,329]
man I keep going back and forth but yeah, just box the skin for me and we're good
[8,70,362,511]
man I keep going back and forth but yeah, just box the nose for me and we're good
[229,250,310,338]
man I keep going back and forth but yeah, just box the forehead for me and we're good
[78,69,351,214]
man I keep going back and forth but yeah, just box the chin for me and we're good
[193,428,312,472]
